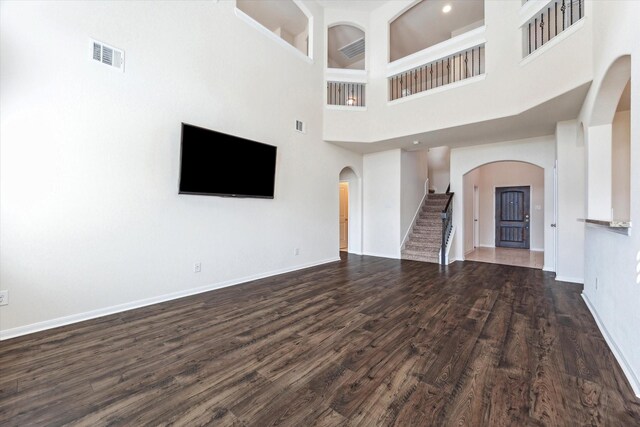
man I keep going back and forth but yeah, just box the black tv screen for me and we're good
[179,123,277,198]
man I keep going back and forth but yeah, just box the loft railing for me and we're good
[441,191,454,265]
[327,81,366,107]
[389,44,485,101]
[524,0,584,56]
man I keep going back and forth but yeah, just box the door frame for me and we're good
[339,181,349,251]
[494,185,531,249]
[473,185,479,248]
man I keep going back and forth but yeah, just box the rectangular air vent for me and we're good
[295,120,305,133]
[91,39,125,72]
[339,37,365,59]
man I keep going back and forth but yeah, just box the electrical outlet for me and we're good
[194,263,201,273]
[294,248,300,256]
[0,290,8,306]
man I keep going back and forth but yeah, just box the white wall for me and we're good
[363,149,401,258]
[339,167,363,254]
[450,136,556,270]
[472,162,544,251]
[427,146,450,193]
[462,168,480,254]
[612,110,630,221]
[0,1,363,337]
[586,124,613,220]
[578,0,640,396]
[556,120,585,283]
[400,149,428,242]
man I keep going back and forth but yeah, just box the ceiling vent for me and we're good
[92,39,125,72]
[339,37,365,59]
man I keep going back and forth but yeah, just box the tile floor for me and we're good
[465,246,544,269]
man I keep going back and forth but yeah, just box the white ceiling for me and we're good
[328,25,365,68]
[315,0,387,12]
[327,83,592,154]
[237,0,308,36]
[390,0,485,62]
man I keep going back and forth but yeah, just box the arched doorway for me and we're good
[339,167,362,255]
[462,161,545,269]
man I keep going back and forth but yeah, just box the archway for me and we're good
[339,167,362,255]
[462,161,545,269]
[583,55,631,220]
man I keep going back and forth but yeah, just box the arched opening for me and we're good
[327,24,365,70]
[389,0,485,62]
[585,55,631,221]
[462,161,545,269]
[339,167,362,255]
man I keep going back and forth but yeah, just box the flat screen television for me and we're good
[179,123,277,198]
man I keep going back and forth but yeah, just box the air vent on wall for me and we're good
[339,37,365,59]
[295,120,305,133]
[91,39,125,72]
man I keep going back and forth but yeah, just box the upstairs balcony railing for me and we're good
[327,81,366,107]
[388,44,485,101]
[524,0,584,56]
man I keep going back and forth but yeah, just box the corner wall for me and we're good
[578,0,640,397]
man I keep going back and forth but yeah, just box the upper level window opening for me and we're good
[390,0,485,62]
[236,0,310,57]
[328,24,365,70]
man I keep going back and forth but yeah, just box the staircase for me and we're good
[402,193,450,263]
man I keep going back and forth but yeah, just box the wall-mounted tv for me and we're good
[179,123,277,198]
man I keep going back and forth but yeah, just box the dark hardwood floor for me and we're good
[1,254,639,426]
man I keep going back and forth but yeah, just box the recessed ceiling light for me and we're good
[442,4,452,13]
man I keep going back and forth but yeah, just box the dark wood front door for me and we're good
[495,186,530,249]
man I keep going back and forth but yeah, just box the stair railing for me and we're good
[440,191,454,265]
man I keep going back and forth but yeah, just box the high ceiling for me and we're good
[315,0,387,12]
[390,0,485,62]
[328,25,365,69]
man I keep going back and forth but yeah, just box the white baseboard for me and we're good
[0,257,340,341]
[363,251,401,260]
[555,275,584,284]
[582,293,640,398]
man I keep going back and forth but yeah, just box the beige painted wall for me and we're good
[612,110,631,220]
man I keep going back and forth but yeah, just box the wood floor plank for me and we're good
[1,254,639,426]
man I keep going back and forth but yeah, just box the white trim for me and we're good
[325,68,367,83]
[582,293,640,398]
[234,7,313,64]
[554,275,584,284]
[362,251,400,260]
[387,74,486,106]
[520,18,586,67]
[0,257,340,341]
[401,179,429,249]
[386,26,486,78]
[325,105,367,112]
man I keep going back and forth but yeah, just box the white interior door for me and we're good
[339,182,349,250]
